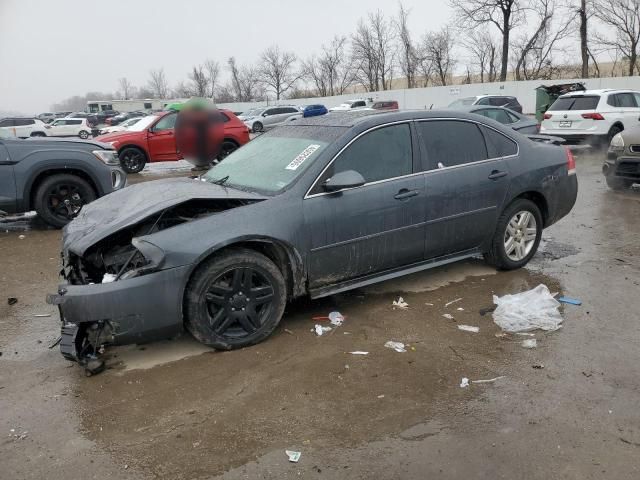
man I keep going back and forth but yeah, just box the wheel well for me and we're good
[514,191,549,226]
[223,138,239,146]
[610,122,624,133]
[28,169,99,210]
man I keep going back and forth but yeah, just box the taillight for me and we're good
[543,113,552,120]
[581,112,605,120]
[565,147,576,175]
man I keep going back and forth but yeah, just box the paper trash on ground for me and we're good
[384,341,407,352]
[348,351,369,355]
[457,325,479,333]
[460,377,470,388]
[443,313,455,320]
[314,324,332,336]
[492,284,563,332]
[392,297,409,309]
[328,311,345,326]
[285,450,301,463]
[521,338,537,349]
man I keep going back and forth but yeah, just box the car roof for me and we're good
[561,89,636,97]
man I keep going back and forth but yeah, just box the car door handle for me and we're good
[488,170,508,180]
[394,189,419,200]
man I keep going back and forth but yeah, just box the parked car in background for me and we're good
[301,104,328,117]
[448,95,523,113]
[460,106,540,134]
[49,109,577,372]
[65,112,98,127]
[237,109,261,121]
[95,110,119,124]
[96,109,250,173]
[45,118,94,139]
[603,127,640,190]
[0,132,125,227]
[330,99,371,111]
[242,106,300,132]
[371,100,399,111]
[55,111,72,118]
[37,113,57,123]
[107,111,147,126]
[540,89,640,147]
[0,117,48,138]
[98,117,143,135]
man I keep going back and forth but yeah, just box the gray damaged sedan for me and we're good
[47,110,578,373]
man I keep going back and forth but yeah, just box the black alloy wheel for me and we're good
[119,147,147,173]
[185,249,287,350]
[216,140,239,162]
[34,174,96,228]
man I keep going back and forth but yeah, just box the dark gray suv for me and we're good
[0,135,126,227]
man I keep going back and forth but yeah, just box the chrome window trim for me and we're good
[304,117,519,200]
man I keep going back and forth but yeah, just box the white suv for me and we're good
[44,118,93,139]
[0,117,48,138]
[541,89,640,146]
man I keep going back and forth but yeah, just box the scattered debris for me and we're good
[7,297,17,306]
[494,332,508,338]
[377,394,385,399]
[442,313,455,320]
[460,377,470,388]
[284,328,294,335]
[33,314,51,317]
[384,341,407,353]
[424,302,434,306]
[328,311,345,326]
[521,339,538,349]
[48,336,62,349]
[102,273,117,284]
[457,307,465,311]
[472,376,505,384]
[532,364,545,369]
[314,324,332,336]
[558,296,582,306]
[445,297,463,307]
[18,235,25,240]
[286,450,301,463]
[492,284,562,332]
[392,297,409,309]
[479,306,496,316]
[348,351,369,355]
[516,332,535,336]
[457,325,479,333]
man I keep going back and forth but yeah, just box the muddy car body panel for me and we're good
[48,110,578,366]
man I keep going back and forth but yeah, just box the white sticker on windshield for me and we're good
[286,144,321,171]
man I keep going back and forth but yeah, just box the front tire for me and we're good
[34,174,96,228]
[184,249,287,350]
[78,130,89,139]
[216,140,239,162]
[252,121,264,133]
[119,147,147,173]
[484,198,543,270]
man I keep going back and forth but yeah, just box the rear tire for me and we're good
[79,130,89,139]
[184,249,287,350]
[34,174,96,228]
[252,121,263,133]
[484,198,543,270]
[119,147,147,173]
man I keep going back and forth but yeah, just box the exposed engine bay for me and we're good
[63,198,258,285]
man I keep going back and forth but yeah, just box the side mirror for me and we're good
[323,170,366,192]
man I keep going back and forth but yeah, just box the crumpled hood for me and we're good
[63,177,267,255]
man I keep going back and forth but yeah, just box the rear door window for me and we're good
[549,96,600,111]
[481,126,518,158]
[417,120,488,170]
[615,93,637,107]
[0,119,14,127]
[489,97,507,106]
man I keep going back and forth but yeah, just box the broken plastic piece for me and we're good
[457,325,479,333]
[472,376,505,384]
[558,296,582,306]
[492,284,562,332]
[392,297,409,309]
[442,313,455,320]
[328,311,345,326]
[285,450,301,463]
[314,324,331,336]
[460,377,470,388]
[102,273,117,284]
[445,297,463,307]
[348,351,369,355]
[384,341,407,353]
[521,339,537,349]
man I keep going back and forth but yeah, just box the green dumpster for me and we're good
[535,83,586,122]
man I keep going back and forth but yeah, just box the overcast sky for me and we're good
[0,0,452,113]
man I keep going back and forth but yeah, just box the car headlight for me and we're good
[119,238,166,280]
[610,133,624,151]
[92,149,120,165]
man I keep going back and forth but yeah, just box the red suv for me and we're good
[96,110,250,173]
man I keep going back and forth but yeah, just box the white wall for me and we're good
[217,76,640,115]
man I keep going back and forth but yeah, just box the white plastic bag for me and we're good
[492,284,562,333]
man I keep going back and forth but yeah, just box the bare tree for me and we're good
[352,11,396,91]
[451,0,525,81]
[172,81,190,98]
[188,65,209,97]
[395,2,419,88]
[463,29,499,82]
[148,68,169,99]
[422,27,456,86]
[578,0,589,77]
[594,0,640,76]
[228,57,263,102]
[512,0,574,80]
[303,36,356,96]
[204,59,220,98]
[258,46,301,100]
[118,77,134,99]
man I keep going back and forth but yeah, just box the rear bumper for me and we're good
[539,132,607,145]
[47,264,191,347]
[603,156,640,181]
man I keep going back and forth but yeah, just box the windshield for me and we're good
[241,109,258,117]
[548,95,600,111]
[203,126,342,193]
[448,97,477,108]
[122,118,142,128]
[128,115,158,131]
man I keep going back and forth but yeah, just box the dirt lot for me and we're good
[1,153,639,479]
